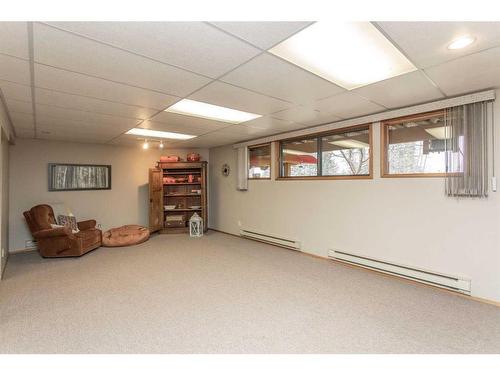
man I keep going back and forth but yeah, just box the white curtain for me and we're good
[236,146,249,191]
[445,101,492,198]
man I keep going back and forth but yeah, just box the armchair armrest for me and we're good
[77,219,97,231]
[34,227,74,239]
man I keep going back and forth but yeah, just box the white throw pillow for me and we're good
[51,223,79,234]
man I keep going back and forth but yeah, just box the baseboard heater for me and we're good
[240,229,301,250]
[328,249,471,295]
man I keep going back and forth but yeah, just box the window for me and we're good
[281,137,318,177]
[279,124,372,179]
[248,144,271,179]
[381,110,462,177]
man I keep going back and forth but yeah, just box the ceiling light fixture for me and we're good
[126,128,196,140]
[142,139,149,150]
[159,141,164,149]
[269,22,416,90]
[447,36,475,50]
[329,139,370,149]
[165,99,261,124]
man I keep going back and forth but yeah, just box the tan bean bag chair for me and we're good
[102,225,150,247]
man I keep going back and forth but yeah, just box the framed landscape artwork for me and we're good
[48,163,112,191]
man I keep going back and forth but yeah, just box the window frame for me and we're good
[277,123,373,180]
[381,110,448,178]
[248,143,272,180]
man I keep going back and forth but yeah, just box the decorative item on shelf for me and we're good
[160,155,181,162]
[191,189,202,194]
[188,174,194,183]
[189,205,201,210]
[187,153,201,162]
[165,214,185,228]
[163,176,176,184]
[174,176,188,183]
[164,205,176,210]
[189,212,203,237]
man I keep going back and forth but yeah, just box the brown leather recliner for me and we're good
[23,204,102,257]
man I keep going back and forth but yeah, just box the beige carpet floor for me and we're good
[0,231,499,354]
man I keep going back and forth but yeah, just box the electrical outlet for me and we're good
[25,239,37,249]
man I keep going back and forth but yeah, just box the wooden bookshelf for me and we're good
[149,161,207,234]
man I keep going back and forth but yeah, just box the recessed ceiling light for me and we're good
[269,22,417,90]
[142,139,149,149]
[448,36,475,50]
[126,128,196,140]
[165,99,261,124]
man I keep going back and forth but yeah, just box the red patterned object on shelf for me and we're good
[186,153,201,162]
[160,155,181,162]
[163,176,176,184]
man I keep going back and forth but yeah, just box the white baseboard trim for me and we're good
[9,248,37,255]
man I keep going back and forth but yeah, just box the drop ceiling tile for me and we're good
[271,105,342,125]
[0,54,30,85]
[271,105,319,122]
[217,124,280,137]
[148,111,229,132]
[243,116,298,131]
[35,64,179,110]
[221,53,345,104]
[209,22,312,49]
[37,131,110,144]
[35,88,158,120]
[109,134,184,148]
[37,123,124,137]
[0,80,32,102]
[15,128,35,138]
[36,114,131,131]
[424,46,500,96]
[352,71,445,109]
[176,131,246,148]
[377,21,500,68]
[188,81,292,115]
[46,22,261,78]
[35,103,140,128]
[314,92,386,119]
[33,23,211,96]
[298,113,344,127]
[139,120,220,137]
[9,112,34,129]
[5,98,33,114]
[0,22,29,59]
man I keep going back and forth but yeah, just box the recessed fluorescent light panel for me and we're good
[329,139,370,149]
[126,128,196,140]
[269,22,417,90]
[448,36,475,50]
[165,99,261,124]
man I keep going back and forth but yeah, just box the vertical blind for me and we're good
[236,146,249,191]
[444,101,493,198]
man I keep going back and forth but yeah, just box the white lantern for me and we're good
[189,213,203,237]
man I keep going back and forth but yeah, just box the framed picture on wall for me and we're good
[48,163,112,191]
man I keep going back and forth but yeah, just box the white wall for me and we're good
[0,99,13,278]
[9,138,208,252]
[0,130,9,276]
[209,92,500,302]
